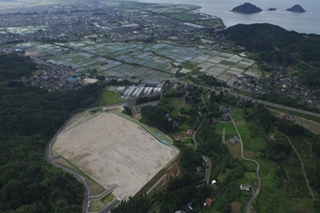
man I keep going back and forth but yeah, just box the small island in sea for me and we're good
[231,2,262,14]
[268,8,276,11]
[287,4,306,13]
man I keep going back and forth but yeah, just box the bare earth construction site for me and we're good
[53,112,179,200]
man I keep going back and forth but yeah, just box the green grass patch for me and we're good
[32,69,41,75]
[180,61,200,71]
[242,161,256,172]
[97,86,121,105]
[101,193,116,204]
[244,172,256,180]
[241,135,265,151]
[170,108,180,117]
[61,157,98,183]
[236,177,255,187]
[220,60,236,66]
[173,99,184,109]
[201,207,221,213]
[215,121,236,134]
[179,123,191,130]
[257,159,276,181]
[255,186,290,213]
[139,117,148,124]
[89,199,105,212]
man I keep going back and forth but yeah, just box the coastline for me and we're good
[131,0,320,35]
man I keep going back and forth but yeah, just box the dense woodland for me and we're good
[0,54,105,212]
[220,23,320,88]
[0,54,36,81]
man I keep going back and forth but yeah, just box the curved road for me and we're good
[192,115,212,184]
[44,103,126,213]
[193,115,202,150]
[230,116,261,213]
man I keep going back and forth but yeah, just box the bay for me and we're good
[131,0,320,35]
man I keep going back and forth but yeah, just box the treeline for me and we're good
[220,23,320,88]
[186,74,226,88]
[277,119,304,136]
[111,196,150,213]
[141,98,176,132]
[0,53,37,80]
[0,82,105,212]
[265,137,292,163]
[242,104,276,133]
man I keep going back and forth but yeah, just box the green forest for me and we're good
[220,23,320,88]
[0,54,36,81]
[0,54,105,212]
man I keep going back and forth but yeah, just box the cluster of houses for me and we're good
[0,1,226,46]
[232,69,318,108]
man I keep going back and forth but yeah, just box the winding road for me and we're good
[230,115,261,213]
[44,103,126,213]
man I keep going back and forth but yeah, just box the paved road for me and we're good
[98,199,121,213]
[230,115,261,213]
[202,155,212,184]
[44,103,126,213]
[193,115,202,151]
[175,79,320,118]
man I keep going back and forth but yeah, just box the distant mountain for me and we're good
[268,8,276,11]
[287,4,306,13]
[231,2,262,14]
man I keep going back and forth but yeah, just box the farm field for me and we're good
[53,112,179,201]
[15,41,258,83]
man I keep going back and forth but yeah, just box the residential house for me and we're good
[240,183,251,191]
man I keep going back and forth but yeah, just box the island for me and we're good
[268,7,277,11]
[287,4,306,13]
[231,2,262,14]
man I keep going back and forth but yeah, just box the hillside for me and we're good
[287,4,306,13]
[220,23,320,88]
[231,3,262,14]
[0,57,105,213]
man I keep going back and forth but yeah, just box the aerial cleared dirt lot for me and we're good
[53,113,179,200]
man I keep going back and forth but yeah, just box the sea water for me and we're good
[130,0,320,35]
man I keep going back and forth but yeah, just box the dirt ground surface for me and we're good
[53,112,179,200]
[231,201,241,213]
[235,121,245,127]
